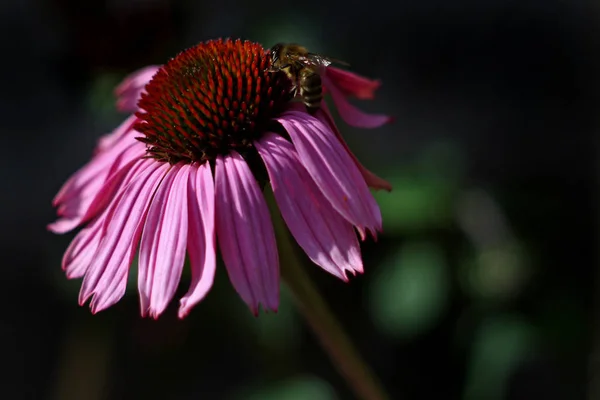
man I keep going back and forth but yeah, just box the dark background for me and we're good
[1,0,597,399]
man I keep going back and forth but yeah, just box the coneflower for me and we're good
[49,38,392,319]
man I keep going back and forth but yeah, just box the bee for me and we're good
[268,43,348,114]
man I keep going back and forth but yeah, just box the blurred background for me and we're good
[1,0,597,399]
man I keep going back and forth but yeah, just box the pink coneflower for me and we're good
[50,39,391,318]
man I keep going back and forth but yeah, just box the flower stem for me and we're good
[265,191,390,400]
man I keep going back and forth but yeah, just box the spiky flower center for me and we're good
[134,39,293,163]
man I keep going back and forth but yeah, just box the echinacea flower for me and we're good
[50,38,391,318]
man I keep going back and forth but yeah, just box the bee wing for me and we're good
[327,57,350,67]
[304,53,350,68]
[302,53,332,67]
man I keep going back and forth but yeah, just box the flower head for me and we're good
[50,38,392,318]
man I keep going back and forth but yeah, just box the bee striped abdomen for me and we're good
[299,69,323,113]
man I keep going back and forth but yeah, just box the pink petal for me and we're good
[114,65,160,113]
[318,103,392,192]
[103,140,148,181]
[96,114,139,153]
[179,162,217,318]
[53,141,126,208]
[138,163,190,319]
[49,184,107,234]
[277,111,382,239]
[79,159,168,314]
[61,159,150,277]
[48,150,146,234]
[256,133,363,280]
[215,152,279,314]
[322,73,392,129]
[62,216,104,279]
[51,117,145,226]
[325,67,381,100]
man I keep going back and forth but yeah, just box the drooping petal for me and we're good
[114,65,160,113]
[179,162,216,318]
[325,67,381,100]
[280,101,389,192]
[138,163,190,319]
[50,115,146,230]
[49,184,108,234]
[61,158,151,277]
[322,73,391,129]
[53,129,136,207]
[256,133,363,280]
[318,103,392,192]
[48,149,146,234]
[62,217,104,279]
[104,140,148,181]
[79,159,168,314]
[277,111,382,239]
[215,152,279,314]
[96,114,139,153]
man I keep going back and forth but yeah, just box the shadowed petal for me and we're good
[325,67,381,100]
[114,66,160,112]
[138,163,190,319]
[79,159,168,314]
[322,74,391,129]
[179,163,216,318]
[317,103,392,192]
[256,134,363,280]
[215,152,279,314]
[277,111,382,239]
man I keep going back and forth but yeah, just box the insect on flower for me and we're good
[49,38,392,319]
[268,42,349,114]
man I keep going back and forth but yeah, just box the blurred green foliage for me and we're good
[252,286,301,353]
[463,316,537,400]
[374,141,463,233]
[88,73,122,120]
[369,242,449,339]
[460,244,530,302]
